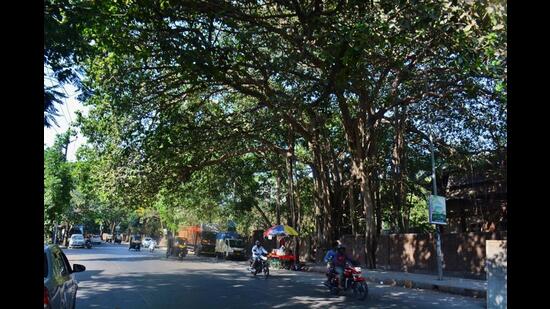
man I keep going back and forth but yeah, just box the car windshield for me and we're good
[203,232,217,241]
[229,240,243,247]
[144,238,151,241]
[72,235,83,240]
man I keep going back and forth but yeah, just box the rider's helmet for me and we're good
[337,244,346,253]
[255,240,261,246]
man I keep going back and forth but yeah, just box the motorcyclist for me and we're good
[250,240,268,270]
[333,245,356,290]
[323,241,339,285]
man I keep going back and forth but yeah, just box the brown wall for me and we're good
[338,232,506,279]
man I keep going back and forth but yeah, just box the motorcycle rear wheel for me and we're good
[263,265,269,279]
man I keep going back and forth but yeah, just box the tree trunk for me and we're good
[295,179,303,264]
[376,189,382,237]
[348,181,357,236]
[311,166,324,262]
[359,165,377,269]
[391,105,407,233]
[331,148,346,238]
[276,170,282,225]
[286,128,298,262]
[286,152,295,230]
[63,222,70,246]
[309,135,334,253]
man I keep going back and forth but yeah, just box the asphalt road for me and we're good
[64,243,485,309]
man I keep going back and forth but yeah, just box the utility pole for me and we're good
[53,222,57,244]
[430,134,444,280]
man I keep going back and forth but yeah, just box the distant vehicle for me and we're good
[142,237,153,248]
[104,233,122,244]
[84,238,92,249]
[166,237,188,260]
[215,232,246,260]
[44,244,86,309]
[129,235,142,251]
[179,224,219,255]
[148,239,157,252]
[103,233,113,242]
[68,234,85,248]
[114,234,122,244]
[90,235,102,245]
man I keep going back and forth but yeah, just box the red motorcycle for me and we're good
[326,265,368,300]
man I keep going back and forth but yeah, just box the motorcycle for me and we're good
[250,254,269,279]
[325,264,368,300]
[166,240,188,260]
[85,238,92,249]
[149,240,156,253]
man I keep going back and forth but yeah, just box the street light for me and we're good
[429,133,444,281]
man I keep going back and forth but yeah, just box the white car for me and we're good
[90,235,102,245]
[44,244,86,309]
[142,237,153,248]
[68,234,85,248]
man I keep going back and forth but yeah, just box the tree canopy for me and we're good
[45,0,506,267]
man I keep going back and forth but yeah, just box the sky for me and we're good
[43,81,90,162]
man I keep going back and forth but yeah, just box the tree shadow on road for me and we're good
[73,266,484,309]
[71,256,163,263]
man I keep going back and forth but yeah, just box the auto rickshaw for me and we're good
[166,236,188,260]
[129,234,142,251]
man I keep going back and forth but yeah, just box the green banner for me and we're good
[429,195,447,225]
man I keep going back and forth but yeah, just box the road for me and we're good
[64,243,485,309]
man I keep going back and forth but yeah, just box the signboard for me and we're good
[429,195,447,225]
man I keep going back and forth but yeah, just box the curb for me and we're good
[306,266,486,299]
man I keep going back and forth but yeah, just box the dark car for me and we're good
[44,244,86,309]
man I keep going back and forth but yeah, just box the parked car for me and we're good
[90,235,102,245]
[44,244,86,309]
[68,234,85,248]
[142,237,153,248]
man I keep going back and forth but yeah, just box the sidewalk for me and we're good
[307,264,486,298]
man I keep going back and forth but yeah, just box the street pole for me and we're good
[430,134,444,280]
[53,223,57,244]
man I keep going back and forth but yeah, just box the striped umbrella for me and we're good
[263,225,299,237]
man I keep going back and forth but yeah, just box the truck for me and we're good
[178,224,219,256]
[215,231,246,260]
